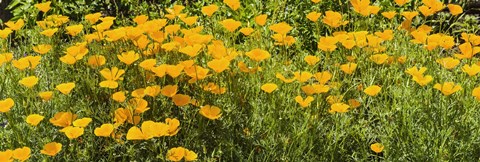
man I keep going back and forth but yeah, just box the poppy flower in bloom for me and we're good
[161,85,178,97]
[448,4,463,16]
[239,27,254,36]
[145,85,161,97]
[314,71,332,84]
[454,42,480,59]
[401,11,419,21]
[199,105,222,120]
[322,11,348,28]
[306,11,322,22]
[94,124,115,137]
[73,118,92,127]
[99,67,125,89]
[167,147,197,162]
[202,4,218,16]
[35,1,51,13]
[26,114,45,126]
[340,63,357,74]
[49,112,77,127]
[370,143,384,153]
[255,14,267,26]
[56,82,75,95]
[295,96,314,108]
[65,24,83,36]
[317,36,338,52]
[246,49,270,62]
[40,142,62,156]
[261,83,278,93]
[40,28,58,37]
[294,71,313,83]
[436,57,460,70]
[434,82,462,96]
[223,0,240,11]
[59,126,85,139]
[0,150,13,161]
[165,5,185,19]
[364,85,381,96]
[5,19,24,31]
[412,75,433,86]
[19,76,39,88]
[180,44,204,58]
[12,147,31,161]
[220,19,242,32]
[462,64,480,76]
[0,28,13,39]
[330,103,350,113]
[269,22,292,35]
[172,94,191,107]
[112,91,126,102]
[32,44,52,55]
[207,58,230,73]
[38,91,54,101]
[304,55,320,65]
[472,87,480,100]
[139,59,157,71]
[87,55,106,67]
[0,98,14,113]
[381,11,397,19]
[370,54,389,65]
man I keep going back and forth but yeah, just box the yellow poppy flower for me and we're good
[295,96,314,108]
[340,63,357,74]
[0,98,15,113]
[199,105,222,120]
[40,28,58,37]
[223,0,240,11]
[65,24,83,36]
[381,11,397,19]
[32,44,52,55]
[246,48,270,62]
[56,82,75,95]
[269,22,292,35]
[370,143,384,153]
[436,57,460,70]
[35,1,51,12]
[117,51,140,65]
[73,118,92,128]
[202,4,218,16]
[294,71,313,83]
[261,83,278,93]
[172,94,191,107]
[12,147,31,161]
[434,82,462,96]
[40,142,62,156]
[472,87,480,100]
[5,19,24,31]
[462,64,480,76]
[255,14,267,26]
[0,28,13,39]
[19,76,39,88]
[26,114,45,126]
[304,55,320,65]
[49,112,77,127]
[207,58,230,73]
[330,103,350,113]
[364,85,381,96]
[220,19,241,32]
[94,124,115,137]
[87,55,106,67]
[38,91,54,101]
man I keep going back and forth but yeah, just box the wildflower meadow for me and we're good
[1,0,480,161]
